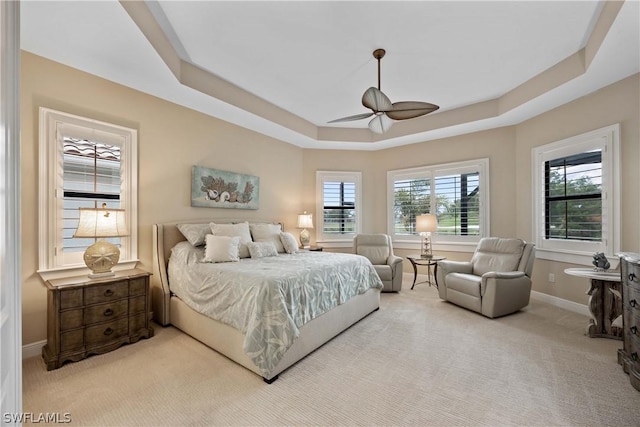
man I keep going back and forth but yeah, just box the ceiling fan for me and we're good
[329,49,439,134]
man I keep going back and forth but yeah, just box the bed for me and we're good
[151,220,383,383]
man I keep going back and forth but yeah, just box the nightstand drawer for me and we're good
[60,329,84,352]
[84,280,128,305]
[85,318,129,347]
[60,289,83,309]
[84,299,129,325]
[129,277,147,296]
[60,309,83,330]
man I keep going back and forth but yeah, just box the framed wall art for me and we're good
[191,166,259,210]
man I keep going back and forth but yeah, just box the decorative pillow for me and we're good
[247,241,278,259]
[210,222,252,258]
[177,223,210,247]
[202,235,240,263]
[249,223,285,253]
[280,232,299,254]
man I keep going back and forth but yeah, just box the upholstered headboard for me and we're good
[150,219,282,326]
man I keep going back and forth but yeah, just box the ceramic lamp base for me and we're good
[299,228,310,248]
[84,239,120,277]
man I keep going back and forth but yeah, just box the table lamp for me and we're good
[416,214,437,258]
[73,203,129,278]
[297,211,313,249]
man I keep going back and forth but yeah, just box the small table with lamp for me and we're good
[410,213,442,289]
[407,255,446,290]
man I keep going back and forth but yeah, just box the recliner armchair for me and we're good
[354,234,403,292]
[436,237,535,318]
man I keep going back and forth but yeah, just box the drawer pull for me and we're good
[631,326,638,335]
[631,299,637,308]
[103,308,114,317]
[632,352,638,362]
[630,273,637,282]
[104,327,114,336]
[104,289,114,297]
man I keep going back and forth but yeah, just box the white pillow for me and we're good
[202,235,240,263]
[247,241,278,259]
[177,223,210,247]
[249,223,285,253]
[210,222,252,258]
[280,232,299,254]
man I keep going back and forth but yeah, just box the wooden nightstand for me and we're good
[42,268,154,370]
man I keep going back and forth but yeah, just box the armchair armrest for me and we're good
[437,260,473,300]
[438,260,473,276]
[387,255,403,267]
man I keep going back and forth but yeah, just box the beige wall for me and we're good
[515,73,640,304]
[21,52,304,344]
[20,50,639,345]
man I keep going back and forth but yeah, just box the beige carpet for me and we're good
[23,277,640,426]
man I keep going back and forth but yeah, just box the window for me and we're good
[62,138,123,260]
[316,171,362,245]
[532,124,619,264]
[39,108,138,279]
[387,159,489,251]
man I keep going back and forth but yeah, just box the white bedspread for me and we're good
[168,242,383,376]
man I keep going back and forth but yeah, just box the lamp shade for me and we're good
[416,214,437,233]
[74,206,129,238]
[297,212,314,229]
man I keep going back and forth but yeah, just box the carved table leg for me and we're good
[586,279,600,337]
[410,259,418,290]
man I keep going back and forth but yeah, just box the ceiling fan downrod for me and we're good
[373,48,385,90]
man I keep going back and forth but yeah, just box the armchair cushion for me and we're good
[446,273,481,297]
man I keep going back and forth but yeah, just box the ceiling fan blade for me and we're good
[362,87,393,113]
[328,112,374,123]
[368,113,393,134]
[386,101,440,120]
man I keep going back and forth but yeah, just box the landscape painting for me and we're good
[191,166,259,210]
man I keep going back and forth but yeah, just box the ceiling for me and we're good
[20,1,640,150]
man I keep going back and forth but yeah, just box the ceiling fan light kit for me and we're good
[329,48,439,134]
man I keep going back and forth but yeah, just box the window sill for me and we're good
[393,240,477,253]
[315,240,353,249]
[37,260,139,282]
[535,249,619,269]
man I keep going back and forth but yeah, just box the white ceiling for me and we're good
[20,1,640,150]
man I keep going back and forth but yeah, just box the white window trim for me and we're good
[387,158,490,253]
[315,170,362,247]
[38,108,139,281]
[531,124,620,266]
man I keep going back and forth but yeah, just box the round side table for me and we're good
[407,255,446,290]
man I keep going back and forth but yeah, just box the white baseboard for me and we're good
[531,291,589,317]
[23,339,46,360]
